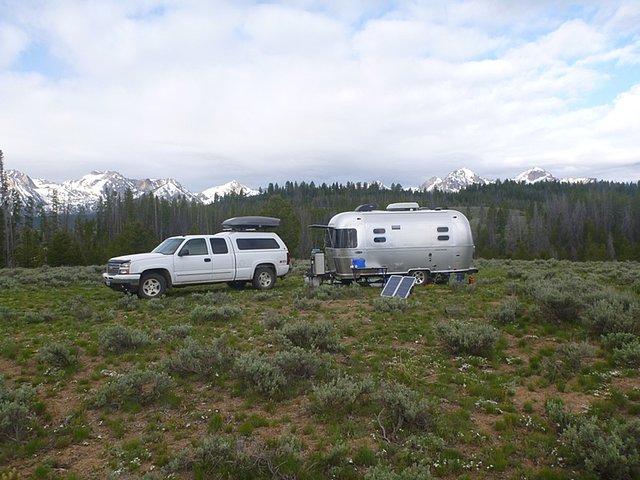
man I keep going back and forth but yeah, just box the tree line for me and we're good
[1,151,639,267]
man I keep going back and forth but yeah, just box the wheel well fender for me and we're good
[254,263,276,274]
[141,268,172,287]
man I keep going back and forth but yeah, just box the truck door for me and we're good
[174,238,214,283]
[209,237,235,282]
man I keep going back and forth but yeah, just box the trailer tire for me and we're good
[411,270,428,285]
[137,272,167,299]
[252,267,276,290]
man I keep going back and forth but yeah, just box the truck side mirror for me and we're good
[178,249,189,257]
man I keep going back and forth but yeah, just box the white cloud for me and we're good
[0,23,28,69]
[0,0,638,189]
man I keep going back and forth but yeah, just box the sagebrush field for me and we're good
[1,260,639,479]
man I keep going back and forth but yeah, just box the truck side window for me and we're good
[236,238,280,250]
[179,238,208,256]
[210,238,229,254]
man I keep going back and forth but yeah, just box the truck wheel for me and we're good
[252,267,275,290]
[227,281,247,290]
[412,270,427,285]
[137,272,167,299]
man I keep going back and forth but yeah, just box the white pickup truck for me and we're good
[103,223,291,298]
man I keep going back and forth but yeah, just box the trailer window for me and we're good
[373,237,386,243]
[437,235,450,241]
[327,228,358,248]
[437,227,449,232]
[373,228,385,234]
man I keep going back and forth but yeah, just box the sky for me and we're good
[0,0,639,192]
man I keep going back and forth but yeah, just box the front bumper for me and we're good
[102,273,141,288]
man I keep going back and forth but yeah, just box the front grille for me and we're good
[107,261,124,275]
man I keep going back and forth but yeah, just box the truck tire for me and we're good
[252,267,275,290]
[137,272,167,299]
[411,270,427,285]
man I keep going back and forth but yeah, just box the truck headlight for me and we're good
[118,262,131,274]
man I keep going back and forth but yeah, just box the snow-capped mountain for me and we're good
[5,170,46,206]
[419,168,491,193]
[4,170,258,211]
[199,180,259,205]
[4,166,602,212]
[513,167,556,184]
[560,177,597,184]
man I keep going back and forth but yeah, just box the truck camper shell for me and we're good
[309,203,477,285]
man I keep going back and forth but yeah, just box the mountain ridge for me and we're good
[4,167,598,211]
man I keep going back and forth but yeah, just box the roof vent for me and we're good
[355,203,379,212]
[386,202,420,211]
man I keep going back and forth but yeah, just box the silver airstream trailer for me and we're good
[309,202,477,284]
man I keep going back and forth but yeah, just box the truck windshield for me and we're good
[326,228,357,248]
[152,238,184,255]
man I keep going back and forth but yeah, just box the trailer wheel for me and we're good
[411,270,428,285]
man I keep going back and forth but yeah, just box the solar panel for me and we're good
[380,275,403,297]
[395,276,416,299]
[380,275,416,298]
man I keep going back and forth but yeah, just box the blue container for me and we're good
[352,258,366,269]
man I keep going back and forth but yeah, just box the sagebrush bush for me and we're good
[166,434,304,478]
[91,370,174,408]
[165,337,235,377]
[115,294,139,311]
[190,304,241,322]
[601,332,638,350]
[490,296,518,325]
[612,340,640,367]
[234,351,287,396]
[311,375,374,413]
[561,417,640,479]
[292,294,321,311]
[100,325,151,353]
[372,296,409,313]
[195,434,235,473]
[65,295,95,321]
[164,324,193,340]
[191,291,230,305]
[261,312,285,330]
[22,310,56,324]
[435,321,497,357]
[582,294,640,337]
[365,464,432,480]
[545,398,572,431]
[0,307,14,321]
[278,320,341,352]
[374,381,434,440]
[0,379,37,442]
[525,278,585,323]
[542,342,594,381]
[273,346,323,379]
[37,342,79,368]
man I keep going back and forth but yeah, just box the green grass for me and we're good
[1,259,640,478]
